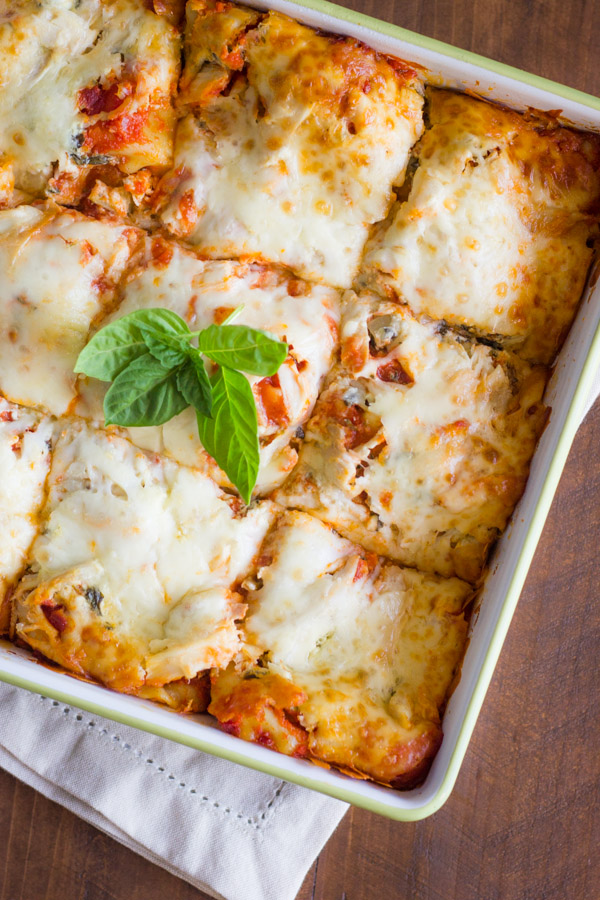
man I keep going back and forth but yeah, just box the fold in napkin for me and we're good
[0,685,347,900]
[0,388,596,900]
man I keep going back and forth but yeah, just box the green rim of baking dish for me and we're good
[0,0,598,822]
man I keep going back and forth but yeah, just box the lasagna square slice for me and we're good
[13,421,276,704]
[77,237,340,495]
[0,0,180,201]
[277,293,548,583]
[209,511,471,788]
[157,2,424,287]
[0,205,140,416]
[0,398,54,633]
[360,89,600,364]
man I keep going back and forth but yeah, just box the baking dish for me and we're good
[1,0,599,821]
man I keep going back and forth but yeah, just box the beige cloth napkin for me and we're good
[0,686,348,900]
[0,386,596,900]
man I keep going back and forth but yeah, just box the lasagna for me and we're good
[0,204,140,415]
[0,398,54,633]
[0,0,597,790]
[0,0,180,202]
[77,236,339,493]
[156,1,424,287]
[360,89,600,364]
[277,293,549,583]
[13,420,275,704]
[209,511,471,787]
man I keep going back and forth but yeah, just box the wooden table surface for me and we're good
[2,2,599,899]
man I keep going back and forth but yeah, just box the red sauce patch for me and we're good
[254,373,289,428]
[150,236,174,269]
[255,730,277,750]
[220,720,241,737]
[353,552,378,582]
[82,104,150,155]
[376,359,413,385]
[41,602,68,634]
[177,189,199,235]
[222,46,245,70]
[385,55,422,82]
[0,410,14,422]
[329,402,379,451]
[78,80,134,117]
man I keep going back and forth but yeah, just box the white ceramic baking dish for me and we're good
[1,0,599,821]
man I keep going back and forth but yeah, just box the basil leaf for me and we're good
[75,308,191,381]
[136,308,191,367]
[74,317,147,381]
[104,353,188,427]
[196,367,259,504]
[139,326,190,368]
[176,355,212,418]
[198,325,288,376]
[131,308,192,337]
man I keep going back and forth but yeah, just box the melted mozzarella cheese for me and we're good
[14,420,275,690]
[210,510,470,786]
[361,89,600,364]
[159,9,423,287]
[0,205,138,415]
[278,292,549,583]
[77,238,340,494]
[0,0,179,192]
[0,397,54,628]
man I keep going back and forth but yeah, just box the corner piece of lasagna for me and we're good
[0,204,141,416]
[77,236,340,495]
[277,292,549,583]
[360,88,600,364]
[0,397,54,634]
[13,420,276,710]
[209,510,471,788]
[0,0,180,202]
[156,1,424,287]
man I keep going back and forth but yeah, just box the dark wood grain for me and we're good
[1,3,599,899]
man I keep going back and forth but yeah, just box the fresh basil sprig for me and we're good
[75,308,288,503]
[196,367,259,506]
